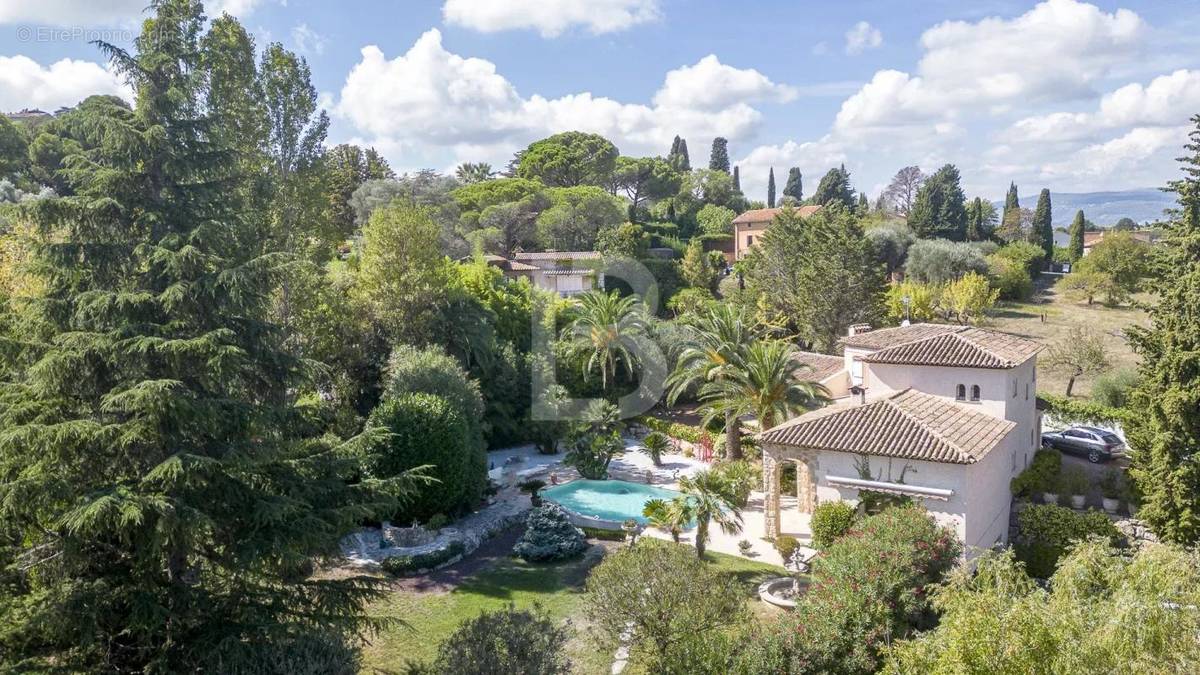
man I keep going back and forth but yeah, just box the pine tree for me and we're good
[1069,209,1086,261]
[857,191,869,213]
[811,166,855,210]
[1126,114,1200,545]
[766,167,776,207]
[709,137,730,173]
[783,167,803,202]
[1032,188,1053,258]
[907,164,967,240]
[680,238,717,290]
[0,3,415,670]
[732,165,741,193]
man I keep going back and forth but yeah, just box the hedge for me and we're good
[1037,393,1134,426]
[1010,449,1062,498]
[581,526,626,541]
[380,541,466,576]
[637,415,703,444]
[1014,504,1121,578]
[811,502,857,549]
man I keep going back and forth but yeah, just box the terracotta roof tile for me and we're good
[792,351,845,383]
[732,205,822,224]
[759,389,1015,464]
[861,327,1041,369]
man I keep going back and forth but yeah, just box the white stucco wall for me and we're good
[810,451,971,554]
[963,429,1020,555]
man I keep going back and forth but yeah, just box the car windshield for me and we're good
[1102,433,1123,444]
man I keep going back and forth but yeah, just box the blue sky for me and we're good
[2,0,1200,202]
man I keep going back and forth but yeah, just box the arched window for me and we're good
[955,384,966,401]
[970,385,981,402]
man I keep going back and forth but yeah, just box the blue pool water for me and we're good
[541,479,687,525]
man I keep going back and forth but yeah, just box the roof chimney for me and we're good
[848,323,872,337]
[849,385,867,405]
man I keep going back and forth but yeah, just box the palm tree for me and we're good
[642,497,694,543]
[560,290,651,392]
[666,304,756,459]
[698,339,828,435]
[678,470,742,558]
[455,161,496,184]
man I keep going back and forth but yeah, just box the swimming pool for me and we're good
[541,479,688,526]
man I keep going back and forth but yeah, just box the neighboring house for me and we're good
[760,322,1042,559]
[731,205,822,260]
[1081,229,1160,256]
[478,251,604,297]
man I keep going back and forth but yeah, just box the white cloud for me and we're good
[844,21,882,55]
[291,23,327,56]
[1008,69,1200,141]
[335,29,793,168]
[653,55,795,110]
[0,54,130,112]
[734,137,847,202]
[0,0,144,27]
[0,0,269,26]
[835,0,1144,135]
[1041,126,1184,180]
[442,0,660,37]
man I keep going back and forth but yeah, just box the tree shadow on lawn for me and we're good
[457,545,607,601]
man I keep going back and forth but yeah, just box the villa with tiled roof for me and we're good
[476,251,604,297]
[732,205,822,260]
[759,322,1043,559]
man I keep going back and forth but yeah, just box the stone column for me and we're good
[763,447,782,538]
[797,456,816,514]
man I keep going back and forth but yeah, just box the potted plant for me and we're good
[1099,467,1123,514]
[1041,470,1061,506]
[519,479,547,506]
[1063,466,1088,509]
[738,539,753,556]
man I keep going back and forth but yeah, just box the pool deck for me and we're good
[486,440,809,567]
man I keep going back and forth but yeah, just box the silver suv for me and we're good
[1040,426,1125,463]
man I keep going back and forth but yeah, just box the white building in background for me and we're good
[478,251,604,297]
[760,323,1043,559]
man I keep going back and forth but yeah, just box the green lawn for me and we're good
[986,279,1151,399]
[359,543,785,674]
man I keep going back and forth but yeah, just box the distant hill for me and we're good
[992,189,1174,228]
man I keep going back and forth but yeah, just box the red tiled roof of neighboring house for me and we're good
[840,323,962,350]
[732,205,822,225]
[792,350,845,383]
[475,255,539,272]
[512,251,602,261]
[857,326,1042,369]
[758,389,1015,464]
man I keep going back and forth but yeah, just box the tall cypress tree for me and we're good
[1032,188,1054,258]
[709,137,730,173]
[1003,182,1020,224]
[783,167,803,202]
[1126,114,1200,545]
[0,2,413,670]
[857,191,869,213]
[668,135,691,171]
[966,197,985,241]
[766,167,776,207]
[732,165,742,193]
[1068,209,1086,261]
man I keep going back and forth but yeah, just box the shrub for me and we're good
[993,240,1047,278]
[1011,449,1062,498]
[905,239,989,284]
[642,431,670,466]
[774,535,800,562]
[1091,367,1139,408]
[425,513,449,531]
[513,503,588,562]
[738,540,753,555]
[431,604,571,675]
[1099,467,1124,500]
[1014,504,1122,578]
[518,479,546,505]
[712,460,759,508]
[581,526,626,541]
[1061,466,1088,496]
[744,506,960,674]
[585,541,746,671]
[381,541,466,576]
[987,253,1034,301]
[811,501,857,548]
[366,392,479,521]
[637,415,703,443]
[217,630,361,675]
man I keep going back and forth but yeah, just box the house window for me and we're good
[850,357,863,385]
[970,385,981,402]
[747,235,754,246]
[955,384,966,401]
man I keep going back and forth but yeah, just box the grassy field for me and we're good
[359,542,785,674]
[986,275,1152,399]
